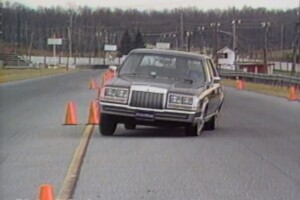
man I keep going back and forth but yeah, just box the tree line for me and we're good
[1,1,299,58]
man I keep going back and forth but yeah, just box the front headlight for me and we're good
[170,95,182,104]
[101,87,129,104]
[182,96,193,105]
[167,93,197,110]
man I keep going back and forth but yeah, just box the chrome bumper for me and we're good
[100,102,201,124]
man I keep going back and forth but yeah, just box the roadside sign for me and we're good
[47,38,62,45]
[47,38,62,65]
[104,44,117,52]
[156,42,170,50]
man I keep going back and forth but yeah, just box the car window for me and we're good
[187,60,206,81]
[120,53,206,82]
[140,55,176,69]
[208,59,219,77]
[119,53,142,74]
[205,60,213,82]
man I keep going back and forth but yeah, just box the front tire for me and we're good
[99,114,117,136]
[204,113,218,131]
[185,120,204,137]
[185,125,197,136]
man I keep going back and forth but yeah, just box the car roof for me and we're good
[130,48,209,60]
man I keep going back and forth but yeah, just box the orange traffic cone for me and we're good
[64,101,77,125]
[87,101,100,125]
[236,80,244,90]
[39,184,54,200]
[236,80,240,89]
[241,80,246,89]
[106,70,112,81]
[100,74,105,88]
[89,79,97,89]
[103,72,110,86]
[96,87,102,100]
[103,71,108,82]
[288,85,298,101]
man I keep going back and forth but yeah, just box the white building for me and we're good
[217,47,236,70]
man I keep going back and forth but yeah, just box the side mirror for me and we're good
[213,77,221,84]
[109,65,117,72]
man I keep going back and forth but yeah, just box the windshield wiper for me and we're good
[158,76,193,84]
[119,74,193,84]
[175,78,193,84]
[119,73,157,78]
[118,73,138,77]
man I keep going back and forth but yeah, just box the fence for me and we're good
[219,70,300,87]
[238,58,300,73]
[24,56,123,66]
[273,61,300,72]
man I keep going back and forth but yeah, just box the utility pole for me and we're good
[28,32,34,60]
[298,0,300,69]
[216,24,220,55]
[0,2,3,41]
[232,20,241,71]
[103,28,107,66]
[280,24,285,50]
[292,2,300,76]
[173,34,178,50]
[210,22,221,62]
[292,43,297,76]
[198,26,205,53]
[261,21,270,70]
[25,21,29,56]
[67,14,73,70]
[17,11,21,49]
[186,31,192,52]
[180,13,184,50]
[52,32,57,65]
[232,21,237,52]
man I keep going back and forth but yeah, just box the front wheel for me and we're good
[99,114,117,136]
[204,111,219,131]
[185,120,204,137]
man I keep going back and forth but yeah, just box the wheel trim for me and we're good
[197,119,204,136]
[214,111,220,129]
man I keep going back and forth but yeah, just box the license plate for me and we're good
[135,112,154,120]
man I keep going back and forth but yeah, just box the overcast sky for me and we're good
[11,0,299,10]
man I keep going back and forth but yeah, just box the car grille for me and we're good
[129,91,164,109]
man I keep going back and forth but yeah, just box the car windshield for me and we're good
[119,53,206,82]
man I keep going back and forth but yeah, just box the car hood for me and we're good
[106,76,207,95]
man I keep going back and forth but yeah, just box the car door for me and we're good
[205,59,221,115]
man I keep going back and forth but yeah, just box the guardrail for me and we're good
[219,70,300,87]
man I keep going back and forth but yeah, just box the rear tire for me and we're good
[99,114,117,136]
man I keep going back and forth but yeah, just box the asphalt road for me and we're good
[74,87,300,200]
[1,71,300,200]
[0,70,103,200]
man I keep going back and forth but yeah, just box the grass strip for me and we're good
[222,79,300,98]
[0,68,76,83]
